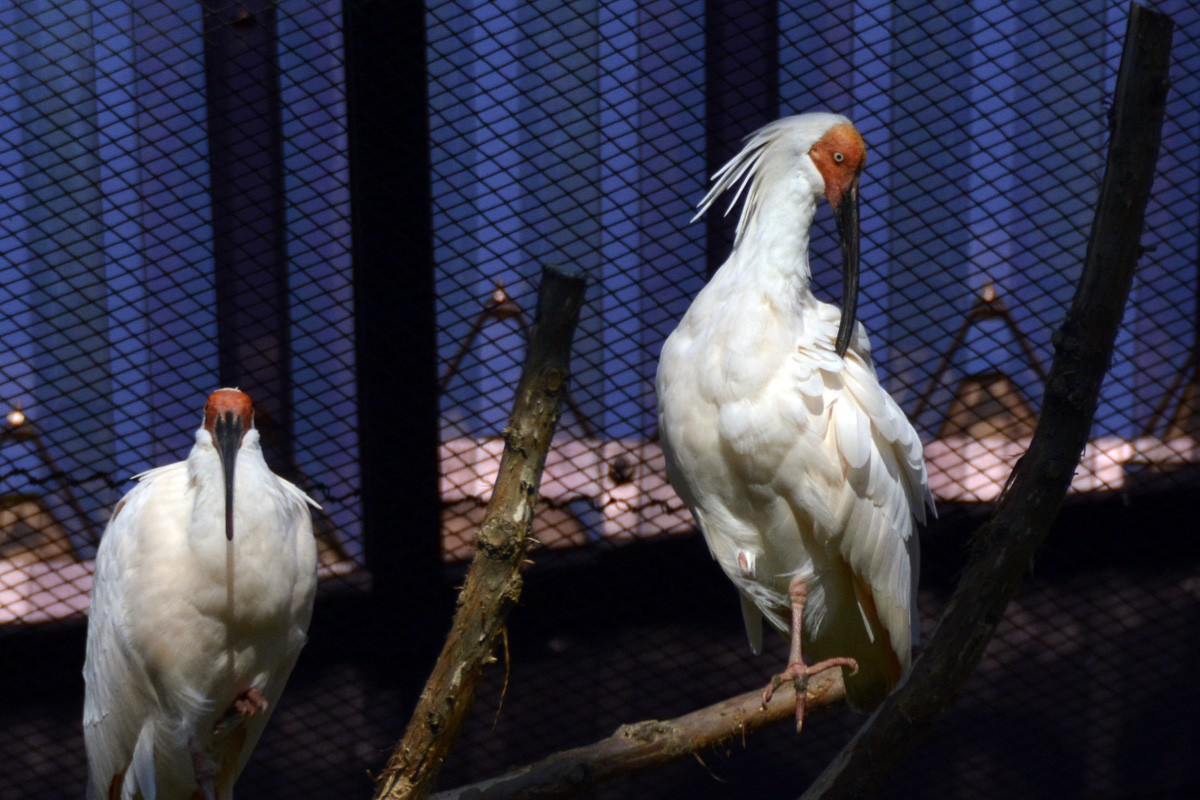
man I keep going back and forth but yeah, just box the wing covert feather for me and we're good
[83,471,170,800]
[788,341,931,668]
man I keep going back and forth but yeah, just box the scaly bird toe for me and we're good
[762,656,859,733]
[233,688,269,717]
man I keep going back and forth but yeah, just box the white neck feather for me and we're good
[702,181,820,319]
[695,118,831,301]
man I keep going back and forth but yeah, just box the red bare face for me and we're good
[203,389,254,446]
[808,123,867,209]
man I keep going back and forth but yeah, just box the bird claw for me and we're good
[213,688,270,736]
[233,688,269,717]
[761,657,860,734]
[761,673,786,707]
[761,662,807,707]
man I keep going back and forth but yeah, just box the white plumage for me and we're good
[83,389,318,799]
[656,113,933,726]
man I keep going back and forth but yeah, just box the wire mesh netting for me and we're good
[2,1,1200,799]
[426,1,1200,797]
[0,2,365,798]
[431,0,1200,564]
[0,1,361,623]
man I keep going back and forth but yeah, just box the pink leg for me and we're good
[188,734,219,800]
[761,574,858,733]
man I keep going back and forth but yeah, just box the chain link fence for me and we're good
[2,1,1199,799]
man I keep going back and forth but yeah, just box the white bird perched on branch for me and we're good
[656,113,934,731]
[83,388,319,799]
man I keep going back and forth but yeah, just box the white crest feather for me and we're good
[691,112,853,245]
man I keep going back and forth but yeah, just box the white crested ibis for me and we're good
[83,388,319,799]
[656,113,933,730]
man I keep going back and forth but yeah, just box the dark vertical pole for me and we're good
[704,0,779,277]
[344,0,445,659]
[200,1,293,471]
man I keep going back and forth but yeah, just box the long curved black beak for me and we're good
[833,181,860,358]
[212,411,242,541]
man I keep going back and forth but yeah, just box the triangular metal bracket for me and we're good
[912,280,1049,429]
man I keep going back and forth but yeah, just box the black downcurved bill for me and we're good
[213,412,242,541]
[833,183,860,358]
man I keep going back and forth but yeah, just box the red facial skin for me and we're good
[203,390,253,448]
[809,123,867,209]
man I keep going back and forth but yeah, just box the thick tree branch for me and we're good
[801,4,1174,798]
[372,265,588,800]
[430,671,846,800]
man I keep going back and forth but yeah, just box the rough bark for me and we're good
[801,4,1174,798]
[430,671,845,800]
[372,265,588,800]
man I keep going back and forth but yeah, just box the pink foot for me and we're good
[232,688,269,717]
[762,656,858,733]
[213,688,270,737]
[764,573,862,734]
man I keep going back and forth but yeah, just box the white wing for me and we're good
[83,465,185,800]
[782,314,932,706]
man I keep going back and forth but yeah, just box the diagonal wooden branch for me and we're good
[429,671,846,800]
[372,264,588,800]
[801,4,1174,798]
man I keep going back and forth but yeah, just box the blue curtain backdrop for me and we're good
[429,0,707,441]
[427,0,1199,444]
[0,0,359,558]
[2,0,1199,551]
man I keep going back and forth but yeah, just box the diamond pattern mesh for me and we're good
[2,1,1199,799]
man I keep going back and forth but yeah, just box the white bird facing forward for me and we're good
[656,113,933,730]
[84,389,319,799]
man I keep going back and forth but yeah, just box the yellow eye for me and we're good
[833,152,845,163]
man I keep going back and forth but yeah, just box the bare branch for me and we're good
[430,670,846,800]
[372,265,588,800]
[801,5,1175,798]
